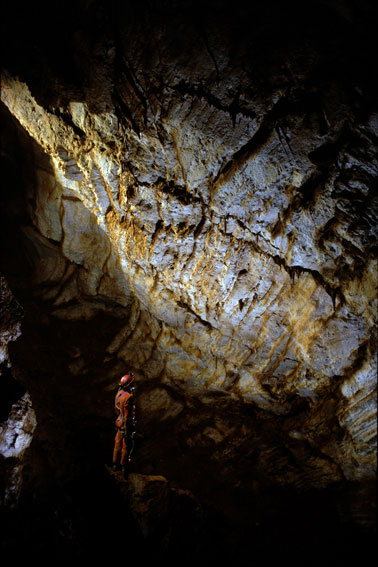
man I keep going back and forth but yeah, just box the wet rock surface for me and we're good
[0,0,377,563]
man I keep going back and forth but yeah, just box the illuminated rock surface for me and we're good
[0,0,376,563]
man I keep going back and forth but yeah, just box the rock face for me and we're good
[0,275,35,508]
[0,276,22,369]
[0,0,377,562]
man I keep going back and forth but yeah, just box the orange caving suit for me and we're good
[112,387,134,466]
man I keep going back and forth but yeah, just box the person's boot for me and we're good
[121,464,129,479]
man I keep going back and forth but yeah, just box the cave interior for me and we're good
[0,0,377,565]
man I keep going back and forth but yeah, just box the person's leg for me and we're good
[120,437,129,477]
[112,429,122,469]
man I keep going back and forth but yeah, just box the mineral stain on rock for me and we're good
[0,0,377,564]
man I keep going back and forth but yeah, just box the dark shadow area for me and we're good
[0,367,25,422]
[1,471,376,566]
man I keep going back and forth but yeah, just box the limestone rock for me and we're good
[0,393,36,507]
[2,57,376,484]
[126,473,170,538]
[0,275,22,367]
[107,468,204,556]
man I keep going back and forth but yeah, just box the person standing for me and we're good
[112,372,136,477]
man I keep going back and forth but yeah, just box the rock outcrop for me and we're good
[0,0,377,562]
[0,275,35,508]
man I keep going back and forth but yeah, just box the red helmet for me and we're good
[120,374,134,387]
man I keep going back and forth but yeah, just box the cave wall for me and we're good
[0,0,377,561]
